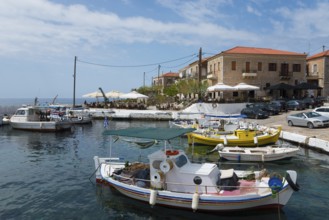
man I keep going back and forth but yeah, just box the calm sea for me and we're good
[1,99,329,219]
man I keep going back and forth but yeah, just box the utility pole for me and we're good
[143,72,145,87]
[73,56,77,108]
[157,64,161,94]
[157,64,161,85]
[198,47,202,101]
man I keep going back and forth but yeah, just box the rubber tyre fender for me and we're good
[286,172,300,192]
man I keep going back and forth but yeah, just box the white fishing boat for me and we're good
[93,127,299,212]
[213,144,300,162]
[10,106,72,132]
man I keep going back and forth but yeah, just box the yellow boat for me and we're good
[187,125,282,147]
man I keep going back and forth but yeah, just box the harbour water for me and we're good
[1,100,329,219]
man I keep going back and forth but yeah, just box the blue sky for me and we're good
[1,0,329,98]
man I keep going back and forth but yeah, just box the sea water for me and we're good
[0,103,329,219]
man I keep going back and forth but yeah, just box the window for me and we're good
[293,64,301,72]
[218,62,220,71]
[174,155,188,168]
[210,64,212,72]
[214,63,216,72]
[312,64,318,73]
[231,61,236,71]
[258,62,262,71]
[268,63,277,71]
[246,62,250,72]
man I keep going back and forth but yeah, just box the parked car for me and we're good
[286,100,305,110]
[313,107,329,117]
[315,96,327,106]
[246,103,280,115]
[269,100,287,112]
[287,111,329,129]
[301,97,322,108]
[241,107,269,119]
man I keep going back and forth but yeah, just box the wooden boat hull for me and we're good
[98,163,296,212]
[219,146,299,162]
[187,126,281,147]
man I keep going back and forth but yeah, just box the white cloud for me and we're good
[246,5,262,16]
[0,0,257,58]
[275,2,329,38]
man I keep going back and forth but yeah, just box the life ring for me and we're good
[78,116,83,120]
[285,172,300,192]
[212,103,217,108]
[165,150,179,156]
[160,159,174,173]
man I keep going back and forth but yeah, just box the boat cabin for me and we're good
[148,149,221,193]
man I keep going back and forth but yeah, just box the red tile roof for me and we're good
[223,46,306,56]
[307,50,329,60]
[162,72,179,77]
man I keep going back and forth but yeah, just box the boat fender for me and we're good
[223,136,228,145]
[191,192,200,211]
[286,172,300,192]
[254,136,258,144]
[160,160,174,173]
[165,150,179,156]
[268,173,283,195]
[151,171,164,183]
[149,189,157,206]
[78,116,83,120]
[212,103,217,108]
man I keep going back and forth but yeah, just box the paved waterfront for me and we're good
[247,109,329,142]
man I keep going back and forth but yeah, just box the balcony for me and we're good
[279,71,293,80]
[306,72,319,79]
[207,71,217,79]
[242,70,257,78]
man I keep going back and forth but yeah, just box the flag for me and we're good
[104,116,109,128]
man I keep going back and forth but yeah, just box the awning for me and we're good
[295,82,322,90]
[267,83,295,90]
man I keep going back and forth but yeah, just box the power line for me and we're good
[160,55,198,69]
[77,54,197,68]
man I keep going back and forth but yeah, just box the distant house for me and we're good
[153,72,179,91]
[306,50,329,97]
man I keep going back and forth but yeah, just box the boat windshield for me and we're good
[174,155,188,168]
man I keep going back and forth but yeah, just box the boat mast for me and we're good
[73,56,77,108]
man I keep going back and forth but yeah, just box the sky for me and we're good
[1,0,329,98]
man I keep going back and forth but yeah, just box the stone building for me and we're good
[206,46,307,100]
[153,72,180,90]
[306,50,329,97]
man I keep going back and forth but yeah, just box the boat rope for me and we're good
[88,162,103,185]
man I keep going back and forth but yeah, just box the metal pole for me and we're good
[157,65,161,85]
[198,48,202,100]
[157,64,161,94]
[73,56,77,108]
[143,72,145,87]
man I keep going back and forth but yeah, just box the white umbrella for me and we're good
[82,91,104,98]
[233,83,260,90]
[207,83,235,92]
[105,90,124,99]
[120,91,149,99]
